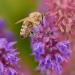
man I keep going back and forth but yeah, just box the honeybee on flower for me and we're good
[16,12,43,38]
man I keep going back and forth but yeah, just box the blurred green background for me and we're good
[0,0,40,75]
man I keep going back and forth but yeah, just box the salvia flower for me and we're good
[0,38,19,75]
[0,18,16,42]
[40,0,75,33]
[0,18,6,30]
[30,16,71,75]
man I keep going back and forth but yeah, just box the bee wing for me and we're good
[15,18,26,24]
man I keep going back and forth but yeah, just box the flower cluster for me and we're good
[40,0,75,33]
[0,18,20,75]
[30,15,71,75]
[0,18,16,42]
[0,38,19,75]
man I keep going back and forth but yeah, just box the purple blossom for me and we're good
[0,38,19,75]
[0,18,16,42]
[0,18,6,30]
[30,16,71,75]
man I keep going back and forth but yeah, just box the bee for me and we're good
[16,12,43,38]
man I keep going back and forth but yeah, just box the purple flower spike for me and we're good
[0,18,16,42]
[0,38,19,75]
[0,18,6,30]
[30,16,71,75]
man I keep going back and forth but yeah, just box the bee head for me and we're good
[29,12,42,24]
